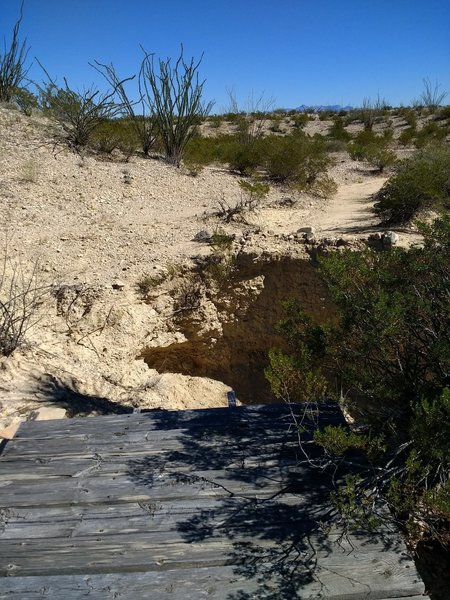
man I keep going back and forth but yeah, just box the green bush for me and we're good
[267,215,450,539]
[290,113,309,129]
[183,134,218,173]
[347,130,396,172]
[414,121,448,148]
[89,119,139,155]
[11,86,38,115]
[262,133,335,194]
[374,144,450,224]
[398,107,418,129]
[40,80,123,147]
[328,116,352,141]
[220,137,263,175]
[398,127,416,146]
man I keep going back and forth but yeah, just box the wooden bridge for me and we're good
[0,403,427,599]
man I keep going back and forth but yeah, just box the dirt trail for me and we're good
[315,178,387,238]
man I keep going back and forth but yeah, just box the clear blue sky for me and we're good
[2,0,449,111]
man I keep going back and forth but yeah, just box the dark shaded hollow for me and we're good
[140,255,335,404]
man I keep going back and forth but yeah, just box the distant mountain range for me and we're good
[295,104,354,113]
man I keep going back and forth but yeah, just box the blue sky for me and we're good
[2,0,449,111]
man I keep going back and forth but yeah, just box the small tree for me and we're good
[0,2,30,102]
[140,46,214,166]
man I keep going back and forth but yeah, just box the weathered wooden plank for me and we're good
[1,568,257,600]
[0,470,316,509]
[0,451,308,481]
[0,569,426,600]
[0,429,302,461]
[0,532,424,598]
[0,493,313,541]
[12,403,343,440]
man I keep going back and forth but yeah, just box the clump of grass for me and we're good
[136,272,167,296]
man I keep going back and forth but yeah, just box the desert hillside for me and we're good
[0,104,443,436]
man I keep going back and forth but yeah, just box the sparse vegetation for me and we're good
[420,78,448,111]
[19,159,40,183]
[0,3,30,103]
[11,86,38,115]
[39,74,129,147]
[0,254,48,356]
[93,60,158,156]
[215,178,270,222]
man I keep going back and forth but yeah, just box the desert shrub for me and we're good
[136,272,167,297]
[328,116,352,141]
[268,120,283,133]
[89,119,139,155]
[354,96,389,131]
[435,105,450,121]
[183,134,220,174]
[207,115,223,128]
[263,133,335,193]
[0,4,30,103]
[11,86,38,115]
[219,136,264,175]
[19,159,40,183]
[398,107,418,128]
[204,229,235,284]
[398,127,416,146]
[290,113,309,129]
[374,144,450,224]
[420,78,448,111]
[325,138,348,153]
[267,215,450,539]
[215,178,270,221]
[39,77,125,147]
[414,121,448,148]
[93,61,158,156]
[347,130,396,172]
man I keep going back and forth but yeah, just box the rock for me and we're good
[193,230,212,243]
[368,232,382,242]
[305,232,316,243]
[0,423,20,440]
[112,280,125,290]
[382,231,399,246]
[30,407,67,421]
[297,226,315,234]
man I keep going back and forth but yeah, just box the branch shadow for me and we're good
[32,373,133,417]
[126,403,401,599]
